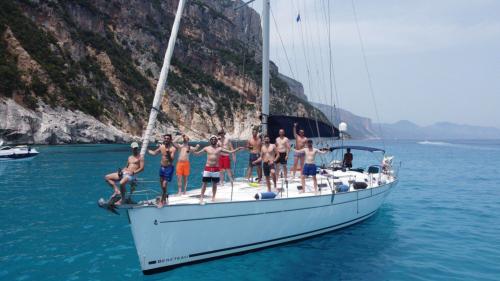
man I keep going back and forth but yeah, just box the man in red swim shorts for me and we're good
[217,130,235,185]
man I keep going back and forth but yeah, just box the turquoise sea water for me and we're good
[1,140,500,280]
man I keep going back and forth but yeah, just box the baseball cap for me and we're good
[130,142,139,148]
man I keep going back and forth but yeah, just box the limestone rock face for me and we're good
[0,98,134,144]
[0,0,329,144]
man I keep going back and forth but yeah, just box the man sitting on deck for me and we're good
[343,148,353,169]
[292,123,308,178]
[193,135,244,204]
[148,134,176,207]
[252,135,279,192]
[294,139,328,194]
[104,142,144,205]
[173,134,200,195]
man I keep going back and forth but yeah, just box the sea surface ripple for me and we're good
[1,140,499,280]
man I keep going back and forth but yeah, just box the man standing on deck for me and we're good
[173,134,200,195]
[292,123,308,178]
[148,134,176,207]
[253,135,279,192]
[343,148,353,169]
[294,139,328,194]
[246,128,262,182]
[104,142,144,205]
[275,128,291,181]
[193,135,244,204]
[217,129,235,186]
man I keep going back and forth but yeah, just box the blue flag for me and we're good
[296,13,301,22]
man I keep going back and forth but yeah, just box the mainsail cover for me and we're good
[268,115,338,141]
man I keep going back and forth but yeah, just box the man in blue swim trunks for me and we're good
[148,134,176,207]
[104,142,144,205]
[294,139,328,194]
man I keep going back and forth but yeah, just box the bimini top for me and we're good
[328,145,385,153]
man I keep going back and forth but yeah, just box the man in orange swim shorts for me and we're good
[174,134,200,195]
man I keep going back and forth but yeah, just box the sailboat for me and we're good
[105,0,399,274]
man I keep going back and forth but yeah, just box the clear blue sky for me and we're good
[248,0,500,128]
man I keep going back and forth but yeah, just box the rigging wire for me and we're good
[311,0,335,149]
[270,7,296,80]
[322,0,342,162]
[350,0,386,149]
[323,0,341,125]
[296,1,324,145]
[312,0,330,108]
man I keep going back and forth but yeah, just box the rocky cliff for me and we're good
[0,0,328,144]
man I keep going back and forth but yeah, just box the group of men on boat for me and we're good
[104,123,347,206]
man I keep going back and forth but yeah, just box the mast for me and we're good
[261,0,270,136]
[140,0,187,156]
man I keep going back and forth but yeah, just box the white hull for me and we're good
[127,180,397,274]
[0,146,39,161]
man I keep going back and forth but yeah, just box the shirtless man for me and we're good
[253,135,279,192]
[217,130,235,185]
[275,129,291,180]
[246,128,262,182]
[343,148,353,169]
[294,139,328,194]
[173,134,200,195]
[104,142,144,205]
[148,134,177,207]
[193,135,244,204]
[292,123,308,178]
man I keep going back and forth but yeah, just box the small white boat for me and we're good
[0,141,39,161]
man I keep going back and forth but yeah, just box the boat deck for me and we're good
[125,169,395,207]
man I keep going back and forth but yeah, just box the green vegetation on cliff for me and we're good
[0,1,107,116]
[0,24,22,97]
[1,0,330,138]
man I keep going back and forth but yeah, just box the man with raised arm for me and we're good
[173,134,200,195]
[148,134,177,207]
[294,139,328,194]
[292,123,308,178]
[104,142,144,205]
[193,135,244,204]
[217,129,235,186]
[253,135,279,192]
[275,128,291,180]
[246,128,262,182]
